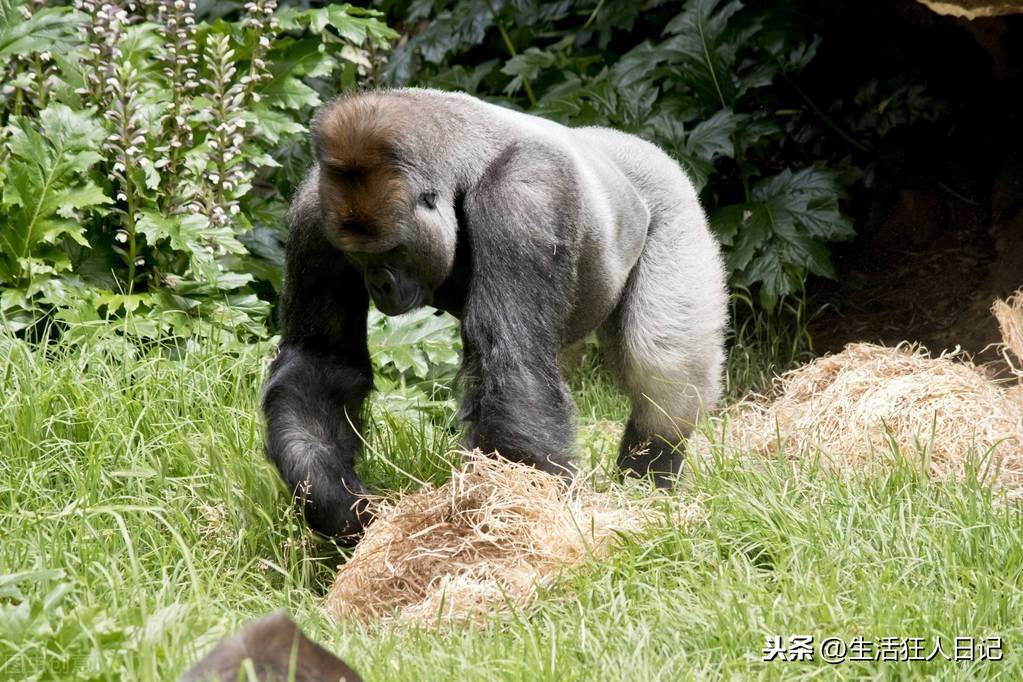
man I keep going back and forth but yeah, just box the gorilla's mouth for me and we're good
[369,278,425,316]
[373,292,421,316]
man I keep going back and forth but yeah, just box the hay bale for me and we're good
[917,0,1023,19]
[702,342,1023,489]
[323,453,669,625]
[1010,385,1023,411]
[992,288,1023,373]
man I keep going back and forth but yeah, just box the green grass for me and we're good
[2,329,1022,681]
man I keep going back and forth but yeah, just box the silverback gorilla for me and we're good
[262,89,728,542]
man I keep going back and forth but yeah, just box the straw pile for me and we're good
[323,452,666,625]
[995,290,1023,411]
[700,292,1023,490]
[992,289,1023,375]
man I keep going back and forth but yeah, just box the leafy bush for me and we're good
[369,307,461,383]
[378,0,858,309]
[367,307,461,424]
[0,0,395,343]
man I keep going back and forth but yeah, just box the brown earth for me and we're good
[809,178,1023,365]
[806,4,1022,368]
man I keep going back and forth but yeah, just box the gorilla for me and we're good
[262,88,728,542]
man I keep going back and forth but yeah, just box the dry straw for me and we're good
[324,452,677,625]
[993,289,1023,410]
[992,288,1023,377]
[698,291,1023,490]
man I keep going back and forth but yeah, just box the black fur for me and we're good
[617,419,685,489]
[458,142,581,476]
[261,186,374,542]
[429,191,471,317]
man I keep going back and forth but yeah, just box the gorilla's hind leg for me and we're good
[600,213,728,487]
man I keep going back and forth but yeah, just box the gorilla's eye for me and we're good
[420,192,438,210]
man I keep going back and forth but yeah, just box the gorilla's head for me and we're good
[310,94,459,316]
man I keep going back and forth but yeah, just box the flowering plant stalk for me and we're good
[0,0,397,345]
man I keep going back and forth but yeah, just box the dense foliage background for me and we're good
[2,0,964,349]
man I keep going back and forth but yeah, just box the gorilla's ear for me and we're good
[179,611,362,682]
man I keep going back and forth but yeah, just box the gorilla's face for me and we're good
[312,99,461,316]
[317,160,458,317]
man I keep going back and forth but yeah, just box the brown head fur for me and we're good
[313,94,412,253]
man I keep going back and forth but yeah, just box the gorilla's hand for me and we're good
[263,344,373,544]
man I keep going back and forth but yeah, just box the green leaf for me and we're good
[261,75,321,110]
[382,42,414,84]
[752,167,854,241]
[713,166,854,305]
[719,204,772,273]
[95,292,157,315]
[648,109,743,190]
[685,109,742,161]
[745,248,795,310]
[369,308,462,383]
[268,36,334,80]
[417,13,464,65]
[212,272,254,291]
[452,0,494,46]
[428,59,500,94]
[0,569,66,601]
[136,158,162,192]
[662,0,744,107]
[136,211,176,248]
[1,105,108,276]
[278,3,396,46]
[501,47,556,96]
[0,2,75,58]
[252,107,307,144]
[327,5,397,45]
[610,41,670,89]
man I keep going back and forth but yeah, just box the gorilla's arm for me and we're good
[459,142,580,475]
[261,183,373,542]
